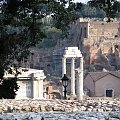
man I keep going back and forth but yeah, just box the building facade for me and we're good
[4,68,46,99]
[84,71,120,98]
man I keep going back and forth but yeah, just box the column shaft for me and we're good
[77,57,83,100]
[71,57,76,95]
[62,57,66,99]
[38,79,43,99]
[62,57,66,77]
[31,73,34,99]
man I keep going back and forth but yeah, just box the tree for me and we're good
[48,0,82,34]
[37,25,62,48]
[89,0,120,21]
[76,3,106,18]
[0,0,80,67]
[0,78,19,99]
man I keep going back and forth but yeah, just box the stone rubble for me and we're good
[0,98,119,119]
[0,98,120,112]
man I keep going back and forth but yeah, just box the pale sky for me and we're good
[73,0,119,3]
[73,0,88,3]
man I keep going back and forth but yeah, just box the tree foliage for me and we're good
[0,0,80,68]
[37,25,62,48]
[48,0,83,34]
[89,0,120,21]
[78,3,106,18]
[0,78,19,99]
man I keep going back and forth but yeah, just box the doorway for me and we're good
[106,89,113,97]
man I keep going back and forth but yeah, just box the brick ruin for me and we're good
[77,19,120,72]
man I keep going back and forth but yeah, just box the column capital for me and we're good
[62,57,66,59]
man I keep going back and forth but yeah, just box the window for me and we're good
[84,27,87,38]
[105,89,114,97]
[115,35,118,38]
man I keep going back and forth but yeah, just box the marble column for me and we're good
[31,73,34,99]
[71,57,76,96]
[62,57,67,98]
[38,79,43,99]
[77,57,83,100]
[62,57,66,77]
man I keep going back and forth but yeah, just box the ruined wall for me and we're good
[81,21,120,71]
[21,19,120,76]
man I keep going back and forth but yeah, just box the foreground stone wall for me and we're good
[0,97,120,113]
[1,111,120,120]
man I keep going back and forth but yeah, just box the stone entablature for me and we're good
[4,67,45,80]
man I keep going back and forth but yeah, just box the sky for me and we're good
[73,0,119,2]
[73,0,88,3]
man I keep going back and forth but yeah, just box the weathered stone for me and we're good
[109,118,120,120]
[79,106,87,111]
[72,106,78,112]
[40,105,46,112]
[64,107,72,112]
[22,105,31,112]
[97,108,104,112]
[13,106,22,112]
[53,105,64,111]
[105,107,113,111]
[45,105,53,111]
[87,108,93,112]
[109,112,120,119]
